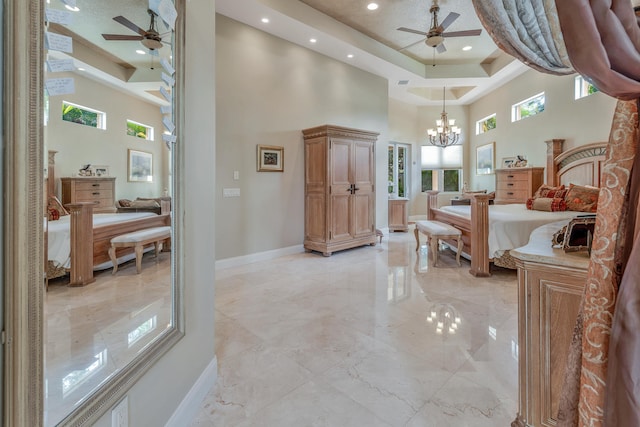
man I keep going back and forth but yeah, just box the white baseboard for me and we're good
[165,355,218,427]
[215,245,304,270]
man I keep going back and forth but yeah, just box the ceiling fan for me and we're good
[397,2,482,53]
[102,9,166,51]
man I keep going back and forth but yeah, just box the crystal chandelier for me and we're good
[427,87,461,148]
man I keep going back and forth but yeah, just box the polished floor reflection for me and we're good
[44,252,171,427]
[193,227,519,426]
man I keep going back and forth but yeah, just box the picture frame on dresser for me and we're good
[476,142,495,175]
[128,149,153,182]
[93,165,110,177]
[501,157,516,168]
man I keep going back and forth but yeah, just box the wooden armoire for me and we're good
[302,125,378,256]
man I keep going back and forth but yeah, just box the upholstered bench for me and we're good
[108,226,171,275]
[414,220,463,267]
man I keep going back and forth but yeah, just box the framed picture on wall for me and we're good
[476,142,495,175]
[257,145,284,172]
[128,149,153,182]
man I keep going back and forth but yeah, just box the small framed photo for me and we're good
[501,157,516,169]
[128,149,153,182]
[476,142,495,175]
[93,165,110,177]
[257,145,284,172]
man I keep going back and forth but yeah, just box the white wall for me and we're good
[467,69,617,192]
[91,0,217,425]
[46,71,168,200]
[215,14,389,260]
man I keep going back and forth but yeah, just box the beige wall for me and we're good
[468,69,617,192]
[46,71,169,200]
[395,69,618,217]
[91,0,217,425]
[215,14,389,260]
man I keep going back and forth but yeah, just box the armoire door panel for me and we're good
[330,194,351,242]
[353,141,374,185]
[352,194,374,237]
[330,138,351,185]
[305,138,326,189]
[305,194,326,242]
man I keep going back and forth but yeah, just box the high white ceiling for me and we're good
[48,0,530,107]
[215,0,530,105]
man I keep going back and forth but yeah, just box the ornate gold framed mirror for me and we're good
[4,0,185,425]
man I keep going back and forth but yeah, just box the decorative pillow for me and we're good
[534,184,567,199]
[130,199,160,208]
[47,207,60,221]
[526,197,567,212]
[47,196,69,218]
[565,184,599,212]
[118,199,132,207]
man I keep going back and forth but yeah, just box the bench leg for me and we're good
[430,236,438,267]
[414,227,420,251]
[109,246,118,275]
[135,244,144,274]
[154,241,162,258]
[456,238,463,266]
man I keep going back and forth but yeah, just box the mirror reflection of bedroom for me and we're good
[43,0,174,424]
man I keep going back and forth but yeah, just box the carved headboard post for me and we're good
[545,139,564,186]
[47,150,57,199]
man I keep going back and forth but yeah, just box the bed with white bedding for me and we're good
[47,212,156,270]
[439,204,579,259]
[425,140,607,276]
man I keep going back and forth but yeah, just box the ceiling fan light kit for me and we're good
[102,9,166,52]
[397,2,482,54]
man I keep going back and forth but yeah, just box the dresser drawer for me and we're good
[76,189,114,201]
[496,188,529,202]
[497,180,529,191]
[74,180,112,191]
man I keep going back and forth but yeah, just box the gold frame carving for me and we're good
[4,1,186,425]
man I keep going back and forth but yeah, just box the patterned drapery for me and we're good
[471,1,640,426]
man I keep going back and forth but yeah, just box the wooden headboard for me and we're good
[546,139,607,187]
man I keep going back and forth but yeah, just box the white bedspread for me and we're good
[47,212,157,269]
[439,204,580,258]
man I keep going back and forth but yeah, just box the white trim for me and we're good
[215,245,305,270]
[165,356,218,427]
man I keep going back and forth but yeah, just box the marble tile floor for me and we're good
[44,251,172,427]
[193,228,520,427]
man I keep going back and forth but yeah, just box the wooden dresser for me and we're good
[61,177,116,213]
[511,221,589,427]
[388,198,409,232]
[495,167,544,204]
[302,125,378,256]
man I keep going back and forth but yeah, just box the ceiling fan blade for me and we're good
[399,38,427,51]
[438,12,460,31]
[442,29,483,38]
[436,43,447,54]
[113,16,146,36]
[102,34,144,41]
[397,27,429,36]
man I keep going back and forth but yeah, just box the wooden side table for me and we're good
[388,197,409,232]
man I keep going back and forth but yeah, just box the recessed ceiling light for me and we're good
[65,5,80,11]
[347,54,354,59]
[136,49,146,55]
[261,17,269,23]
[309,38,317,43]
[367,3,379,10]
[462,45,473,51]
[77,67,85,71]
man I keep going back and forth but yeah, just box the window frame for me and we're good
[420,144,463,193]
[511,92,545,122]
[61,100,106,129]
[475,113,496,135]
[574,75,599,100]
[126,119,154,141]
